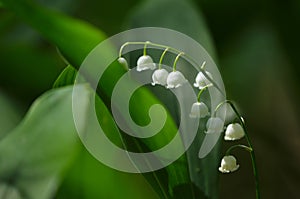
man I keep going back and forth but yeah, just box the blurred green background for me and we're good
[0,0,299,198]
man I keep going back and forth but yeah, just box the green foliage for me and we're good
[0,0,106,66]
[0,0,220,198]
[0,92,22,140]
[52,65,77,88]
[55,147,159,199]
[0,86,80,199]
[126,0,220,198]
[0,85,160,199]
[1,0,299,198]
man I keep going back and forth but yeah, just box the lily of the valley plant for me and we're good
[118,41,261,199]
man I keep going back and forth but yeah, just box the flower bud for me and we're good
[224,123,245,141]
[118,57,128,70]
[166,71,187,89]
[219,155,240,173]
[151,69,169,86]
[137,55,156,71]
[189,102,209,118]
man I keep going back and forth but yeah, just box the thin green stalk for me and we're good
[197,84,212,102]
[227,101,260,199]
[158,48,169,69]
[143,41,150,56]
[216,100,261,199]
[119,42,129,58]
[225,144,253,155]
[119,41,149,57]
[173,52,184,71]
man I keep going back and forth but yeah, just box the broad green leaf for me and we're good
[0,85,159,199]
[52,66,174,198]
[56,85,158,199]
[52,65,77,88]
[0,8,65,103]
[0,86,81,199]
[1,1,194,197]
[0,0,106,66]
[125,0,220,198]
[51,63,183,198]
[55,146,159,199]
[0,91,22,139]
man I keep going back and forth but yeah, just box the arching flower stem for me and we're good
[118,41,224,96]
[173,52,184,71]
[158,48,169,69]
[143,41,150,56]
[215,100,261,199]
[225,144,253,155]
[197,84,213,102]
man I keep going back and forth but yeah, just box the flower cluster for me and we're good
[118,41,255,178]
[118,45,188,89]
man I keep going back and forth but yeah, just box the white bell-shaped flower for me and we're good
[224,123,245,141]
[136,55,156,71]
[189,102,209,118]
[219,155,240,173]
[194,71,213,89]
[151,69,169,86]
[118,57,128,69]
[166,71,187,89]
[206,117,224,134]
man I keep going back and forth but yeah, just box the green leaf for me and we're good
[125,0,220,198]
[55,85,159,199]
[0,85,160,199]
[52,65,77,88]
[0,0,106,66]
[0,86,81,199]
[52,67,182,198]
[55,146,159,199]
[0,91,22,140]
[1,1,194,197]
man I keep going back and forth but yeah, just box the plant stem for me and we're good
[197,84,212,102]
[119,42,130,58]
[173,52,184,71]
[158,48,169,69]
[219,100,261,199]
[143,41,150,56]
[200,61,206,69]
[225,144,252,155]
